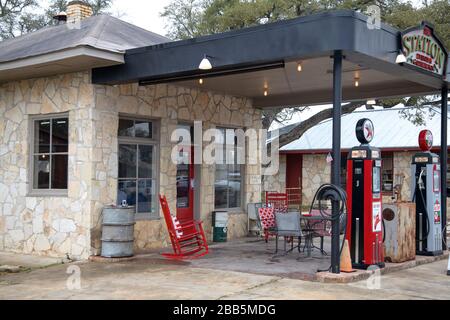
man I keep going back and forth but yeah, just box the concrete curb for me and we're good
[316,251,449,283]
[89,255,137,263]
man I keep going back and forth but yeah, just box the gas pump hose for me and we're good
[308,184,348,272]
[412,186,431,241]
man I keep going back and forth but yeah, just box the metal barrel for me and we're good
[101,206,135,258]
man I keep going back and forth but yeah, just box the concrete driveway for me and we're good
[0,254,449,300]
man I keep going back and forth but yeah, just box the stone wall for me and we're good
[92,82,262,253]
[262,154,286,193]
[0,72,94,259]
[0,72,262,259]
[302,154,331,206]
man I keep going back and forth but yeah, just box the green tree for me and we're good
[0,0,114,40]
[162,0,450,146]
[0,0,41,39]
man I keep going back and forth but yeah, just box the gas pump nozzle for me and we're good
[418,168,426,190]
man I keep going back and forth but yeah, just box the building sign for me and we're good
[401,22,448,76]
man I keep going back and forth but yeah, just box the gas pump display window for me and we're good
[433,168,440,192]
[372,167,381,193]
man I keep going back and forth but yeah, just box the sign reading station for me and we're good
[401,22,448,76]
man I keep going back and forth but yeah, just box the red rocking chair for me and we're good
[159,194,209,260]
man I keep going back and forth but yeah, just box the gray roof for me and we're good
[0,14,170,63]
[280,107,450,152]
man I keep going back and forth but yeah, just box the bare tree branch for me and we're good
[277,101,365,149]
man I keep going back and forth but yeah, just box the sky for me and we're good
[110,0,172,36]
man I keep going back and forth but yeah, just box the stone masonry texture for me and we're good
[0,71,262,259]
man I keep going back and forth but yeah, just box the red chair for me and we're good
[258,207,276,243]
[159,194,209,260]
[265,192,288,214]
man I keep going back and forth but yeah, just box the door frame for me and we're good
[176,123,199,222]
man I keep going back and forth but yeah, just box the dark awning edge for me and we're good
[92,10,449,90]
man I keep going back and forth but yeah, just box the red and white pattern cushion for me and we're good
[258,208,276,229]
[171,216,183,239]
[274,205,288,214]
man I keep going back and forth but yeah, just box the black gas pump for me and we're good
[411,130,443,256]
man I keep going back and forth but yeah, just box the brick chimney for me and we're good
[66,1,93,23]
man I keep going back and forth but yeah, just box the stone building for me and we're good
[2,3,449,262]
[0,1,261,260]
[265,108,450,215]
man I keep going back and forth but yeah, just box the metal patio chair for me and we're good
[274,212,303,255]
[247,202,264,236]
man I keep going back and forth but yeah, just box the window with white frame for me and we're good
[31,115,69,194]
[214,128,244,209]
[117,117,159,219]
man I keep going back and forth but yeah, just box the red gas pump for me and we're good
[346,119,385,269]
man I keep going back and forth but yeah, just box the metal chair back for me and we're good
[275,212,302,237]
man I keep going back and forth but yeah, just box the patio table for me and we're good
[296,213,333,258]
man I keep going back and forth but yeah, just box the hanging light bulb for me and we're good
[198,54,212,70]
[395,50,407,64]
[199,78,204,85]
[297,62,303,72]
[354,77,360,87]
[264,89,268,97]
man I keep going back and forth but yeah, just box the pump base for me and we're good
[416,250,443,257]
[352,262,385,270]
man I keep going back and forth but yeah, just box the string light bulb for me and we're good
[263,83,268,96]
[199,78,204,85]
[297,62,303,72]
[354,77,360,87]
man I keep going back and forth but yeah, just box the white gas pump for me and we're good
[411,130,443,256]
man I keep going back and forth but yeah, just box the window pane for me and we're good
[177,164,190,208]
[33,155,50,189]
[215,164,228,208]
[373,166,381,193]
[51,155,68,189]
[228,165,242,208]
[137,179,154,213]
[118,180,137,207]
[138,145,153,178]
[35,120,50,154]
[135,121,152,138]
[381,154,393,192]
[119,144,137,178]
[52,118,68,153]
[118,119,134,137]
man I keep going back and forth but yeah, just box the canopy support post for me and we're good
[331,50,343,274]
[441,84,448,250]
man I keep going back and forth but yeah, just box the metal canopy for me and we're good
[92,10,449,108]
